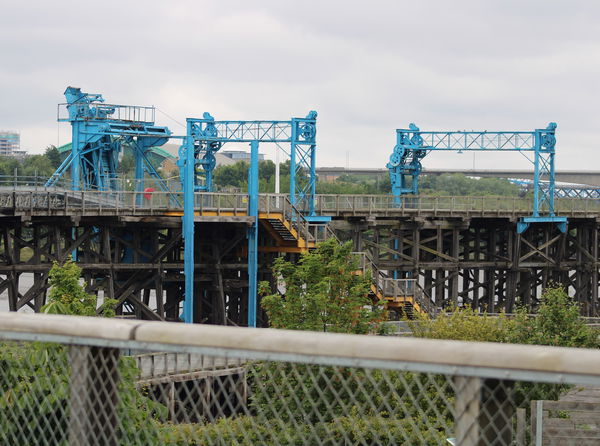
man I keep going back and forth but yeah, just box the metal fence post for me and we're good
[69,345,121,446]
[454,375,481,446]
[455,376,515,446]
[516,407,526,446]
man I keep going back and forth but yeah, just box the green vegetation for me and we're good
[420,173,521,196]
[412,286,599,411]
[413,285,599,348]
[0,143,167,186]
[0,261,164,445]
[6,145,522,198]
[248,240,448,443]
[213,159,521,196]
[42,259,117,317]
[316,173,391,194]
[45,145,62,169]
[259,239,385,333]
[509,286,599,348]
[0,153,54,179]
[213,159,306,193]
[411,306,513,342]
[159,412,447,445]
[2,253,595,444]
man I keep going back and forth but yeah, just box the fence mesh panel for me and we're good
[2,337,599,445]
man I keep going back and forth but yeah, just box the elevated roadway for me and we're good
[317,167,600,187]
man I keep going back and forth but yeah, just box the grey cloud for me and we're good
[0,0,598,171]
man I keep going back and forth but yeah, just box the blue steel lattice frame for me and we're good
[180,111,318,325]
[179,111,318,211]
[386,123,567,233]
[510,178,600,199]
[47,87,173,197]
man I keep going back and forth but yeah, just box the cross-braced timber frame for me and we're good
[332,216,600,316]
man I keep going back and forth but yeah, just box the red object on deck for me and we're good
[143,187,155,200]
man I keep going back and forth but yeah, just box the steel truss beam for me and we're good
[386,123,567,233]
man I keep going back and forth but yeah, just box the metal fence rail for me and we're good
[1,312,600,445]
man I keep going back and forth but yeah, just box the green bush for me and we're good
[0,261,165,445]
[157,413,447,445]
[411,306,513,342]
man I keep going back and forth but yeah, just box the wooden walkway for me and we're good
[133,352,248,422]
[532,387,600,445]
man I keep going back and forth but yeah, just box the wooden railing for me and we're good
[352,250,438,318]
[2,188,600,217]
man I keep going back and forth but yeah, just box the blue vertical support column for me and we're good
[70,121,81,260]
[134,146,144,207]
[71,121,81,191]
[182,122,196,323]
[247,140,259,327]
[309,141,317,216]
[289,124,297,207]
[532,133,541,218]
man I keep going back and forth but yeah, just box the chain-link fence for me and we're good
[1,313,600,445]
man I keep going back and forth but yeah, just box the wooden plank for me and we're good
[516,407,526,446]
[194,216,254,224]
[136,367,246,386]
[544,427,600,437]
[542,401,600,411]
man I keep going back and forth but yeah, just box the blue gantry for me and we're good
[178,111,319,324]
[386,123,567,233]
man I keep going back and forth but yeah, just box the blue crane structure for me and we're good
[178,111,319,325]
[386,122,567,233]
[46,87,173,199]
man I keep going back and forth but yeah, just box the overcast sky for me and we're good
[0,0,598,170]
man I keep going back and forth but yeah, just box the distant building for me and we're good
[0,131,27,158]
[221,150,265,161]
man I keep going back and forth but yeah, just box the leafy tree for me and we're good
[411,286,600,417]
[118,152,136,177]
[251,241,450,442]
[44,145,63,169]
[258,159,275,184]
[42,259,116,317]
[0,156,20,177]
[213,159,306,194]
[260,238,385,333]
[20,155,55,179]
[316,173,391,195]
[213,161,248,190]
[508,285,598,348]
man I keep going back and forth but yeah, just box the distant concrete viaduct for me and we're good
[316,167,600,187]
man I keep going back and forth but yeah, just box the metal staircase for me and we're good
[353,250,437,319]
[303,221,436,318]
[265,218,298,242]
[260,197,316,252]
